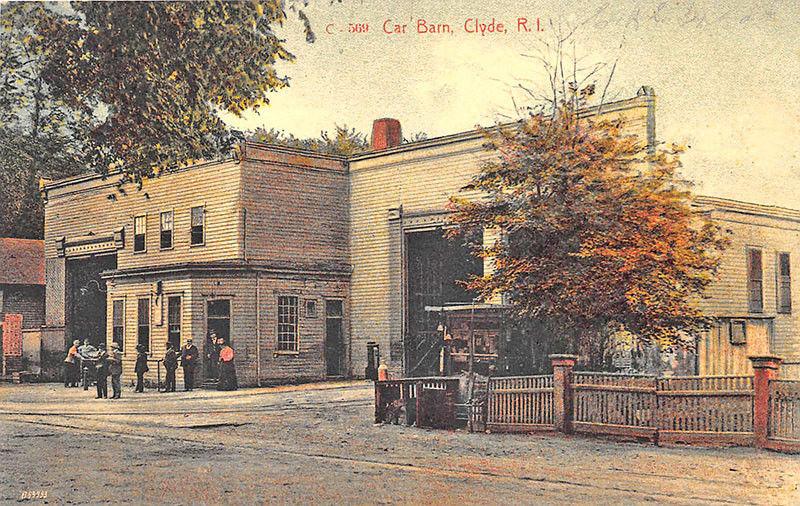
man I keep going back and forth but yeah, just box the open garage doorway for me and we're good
[405,228,482,376]
[65,254,117,347]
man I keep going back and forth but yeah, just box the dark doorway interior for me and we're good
[406,228,482,376]
[66,254,117,347]
[325,300,345,376]
[205,299,231,380]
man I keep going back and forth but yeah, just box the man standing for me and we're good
[94,343,109,399]
[63,340,80,387]
[108,342,123,399]
[163,341,178,393]
[134,344,149,393]
[181,338,199,391]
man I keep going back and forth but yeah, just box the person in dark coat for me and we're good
[181,338,199,391]
[134,344,149,393]
[109,342,123,399]
[163,342,178,393]
[217,339,238,391]
[94,343,109,399]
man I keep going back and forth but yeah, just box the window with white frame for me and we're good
[134,215,146,252]
[190,206,205,246]
[160,210,174,250]
[277,296,299,352]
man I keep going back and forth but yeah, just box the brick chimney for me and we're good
[371,118,402,150]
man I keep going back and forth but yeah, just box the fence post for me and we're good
[374,381,382,423]
[749,355,782,448]
[550,354,578,434]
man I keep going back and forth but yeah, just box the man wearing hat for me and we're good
[180,338,199,391]
[108,342,123,399]
[94,343,109,399]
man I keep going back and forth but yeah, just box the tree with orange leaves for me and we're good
[448,85,728,368]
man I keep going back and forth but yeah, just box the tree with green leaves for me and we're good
[0,1,315,237]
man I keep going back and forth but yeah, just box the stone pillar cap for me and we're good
[748,355,783,369]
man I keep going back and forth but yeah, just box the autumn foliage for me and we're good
[448,89,728,362]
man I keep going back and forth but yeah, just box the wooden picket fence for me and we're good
[486,375,554,432]
[374,356,800,453]
[768,380,800,446]
[573,372,657,439]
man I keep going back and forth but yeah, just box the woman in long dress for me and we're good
[217,339,238,391]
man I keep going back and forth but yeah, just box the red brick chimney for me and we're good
[371,118,402,150]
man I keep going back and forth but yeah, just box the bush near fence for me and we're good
[374,355,800,454]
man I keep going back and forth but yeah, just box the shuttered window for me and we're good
[747,248,763,313]
[778,252,792,314]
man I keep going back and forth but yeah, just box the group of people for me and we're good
[63,339,124,398]
[63,333,237,397]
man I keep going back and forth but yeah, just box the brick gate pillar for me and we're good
[550,354,578,434]
[749,355,782,448]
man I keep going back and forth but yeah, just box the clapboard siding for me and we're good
[241,145,349,266]
[106,277,194,385]
[348,97,653,374]
[694,198,800,377]
[43,160,243,266]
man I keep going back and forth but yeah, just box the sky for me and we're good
[221,0,800,209]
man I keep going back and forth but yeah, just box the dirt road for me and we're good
[1,382,798,504]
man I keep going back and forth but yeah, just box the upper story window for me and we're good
[190,206,205,246]
[133,215,147,253]
[277,295,299,352]
[747,248,763,313]
[160,211,174,250]
[778,252,792,314]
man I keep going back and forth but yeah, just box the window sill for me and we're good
[159,246,174,252]
[189,243,205,248]
[133,249,147,254]
[273,350,300,357]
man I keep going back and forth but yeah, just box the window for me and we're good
[134,215,146,252]
[747,248,763,313]
[112,300,125,352]
[778,252,792,314]
[160,211,174,250]
[305,299,317,318]
[190,206,205,246]
[167,296,181,350]
[277,296,299,352]
[730,319,747,345]
[137,297,150,352]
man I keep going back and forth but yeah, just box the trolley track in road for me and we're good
[3,416,751,505]
[0,397,372,417]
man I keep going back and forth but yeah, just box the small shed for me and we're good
[0,238,45,377]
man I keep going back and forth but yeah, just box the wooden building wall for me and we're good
[241,144,349,268]
[106,272,348,386]
[694,197,800,378]
[347,94,655,376]
[43,160,244,267]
